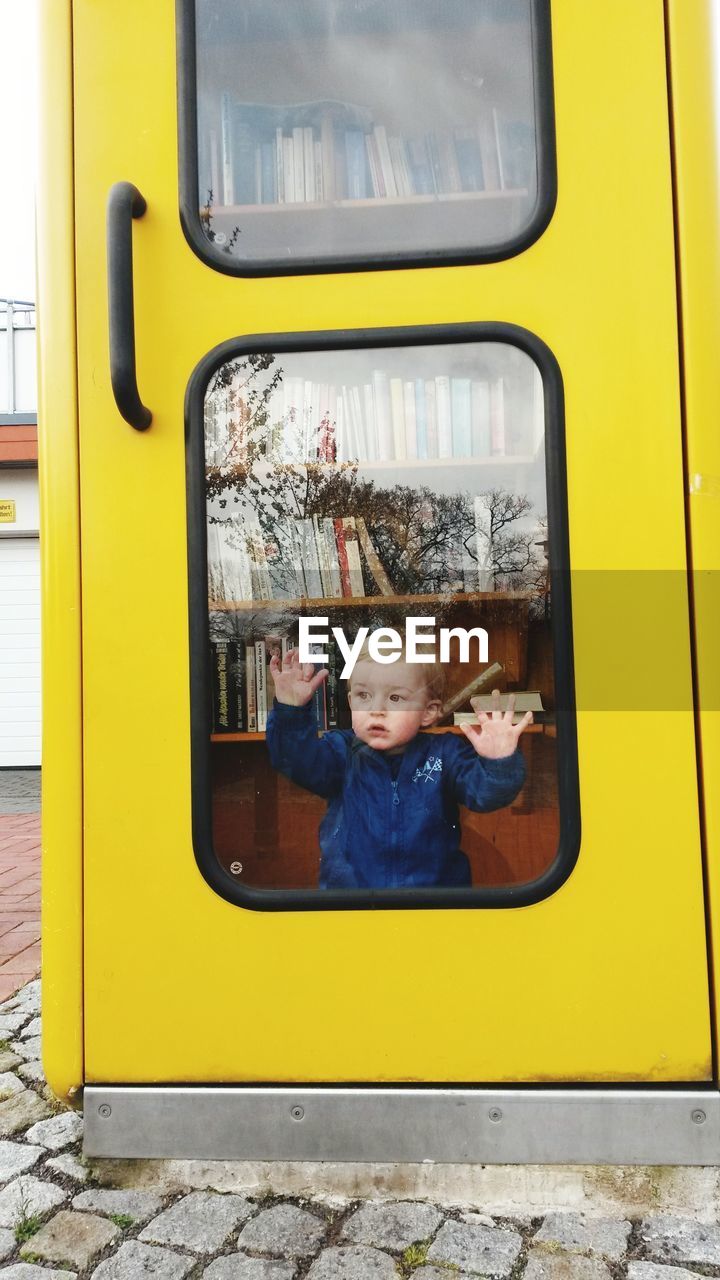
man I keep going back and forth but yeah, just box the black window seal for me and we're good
[187,320,580,911]
[176,0,558,278]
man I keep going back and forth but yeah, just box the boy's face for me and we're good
[348,659,441,753]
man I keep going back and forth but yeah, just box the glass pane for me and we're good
[194,0,545,268]
[204,340,560,896]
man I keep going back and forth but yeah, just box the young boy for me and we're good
[266,642,532,890]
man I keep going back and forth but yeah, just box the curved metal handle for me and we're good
[107,182,152,430]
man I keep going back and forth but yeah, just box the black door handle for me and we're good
[107,182,152,430]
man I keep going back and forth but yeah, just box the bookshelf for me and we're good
[193,0,541,265]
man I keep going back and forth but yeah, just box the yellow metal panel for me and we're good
[37,0,84,1101]
[667,0,720,1057]
[67,0,712,1083]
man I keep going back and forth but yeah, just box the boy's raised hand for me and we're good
[460,689,533,760]
[269,647,328,707]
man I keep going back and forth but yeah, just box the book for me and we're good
[435,375,452,458]
[355,517,393,595]
[372,369,393,460]
[414,378,427,459]
[230,641,246,732]
[322,517,343,597]
[425,377,438,459]
[441,662,504,718]
[490,377,505,454]
[403,381,418,459]
[342,517,365,596]
[299,518,323,597]
[468,690,544,720]
[471,380,491,456]
[451,378,472,456]
[255,638,268,731]
[334,517,352,596]
[245,643,258,733]
[454,127,484,192]
[326,638,339,728]
[345,130,368,198]
[211,639,232,733]
[313,514,334,597]
[389,377,406,459]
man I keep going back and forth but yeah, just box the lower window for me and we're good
[187,324,578,908]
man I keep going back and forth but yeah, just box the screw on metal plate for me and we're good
[98,1104,112,1118]
[691,1109,706,1125]
[290,1105,305,1121]
[488,1107,503,1123]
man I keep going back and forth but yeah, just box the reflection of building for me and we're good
[0,300,39,767]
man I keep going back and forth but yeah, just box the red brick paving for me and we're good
[0,814,41,1001]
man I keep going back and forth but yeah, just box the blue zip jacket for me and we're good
[266,700,526,889]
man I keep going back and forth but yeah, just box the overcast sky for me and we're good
[0,2,38,303]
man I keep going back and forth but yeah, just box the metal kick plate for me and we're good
[83,1087,720,1164]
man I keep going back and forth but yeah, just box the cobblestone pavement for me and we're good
[0,981,719,1278]
[0,771,41,815]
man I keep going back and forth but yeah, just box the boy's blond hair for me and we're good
[348,635,446,704]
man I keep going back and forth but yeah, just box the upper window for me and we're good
[179,0,556,274]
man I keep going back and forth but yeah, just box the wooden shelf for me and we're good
[209,189,528,218]
[211,723,546,744]
[209,591,535,613]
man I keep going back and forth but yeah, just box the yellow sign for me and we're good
[0,501,16,524]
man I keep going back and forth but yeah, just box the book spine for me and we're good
[221,93,234,205]
[283,135,295,202]
[323,517,343,597]
[320,113,335,201]
[231,641,245,732]
[451,378,472,456]
[245,643,258,733]
[414,378,427,460]
[314,514,333,597]
[435,374,452,458]
[211,640,230,733]
[403,380,418,459]
[275,127,285,203]
[389,377,406,460]
[362,383,377,460]
[342,517,365,596]
[326,639,339,728]
[373,125,398,196]
[425,377,438,459]
[292,125,305,201]
[345,130,368,198]
[300,517,323,597]
[355,516,393,594]
[471,380,491,456]
[255,639,268,732]
[334,517,352,596]
[260,141,276,204]
[372,369,393,460]
[490,377,505,454]
[303,126,315,201]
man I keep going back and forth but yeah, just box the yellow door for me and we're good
[66,0,712,1087]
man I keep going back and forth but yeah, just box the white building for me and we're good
[0,299,40,768]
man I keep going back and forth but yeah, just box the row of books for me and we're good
[203,96,533,209]
[210,633,338,735]
[208,514,392,606]
[228,373,537,465]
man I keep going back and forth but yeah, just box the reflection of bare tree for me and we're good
[205,355,548,600]
[200,189,243,254]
